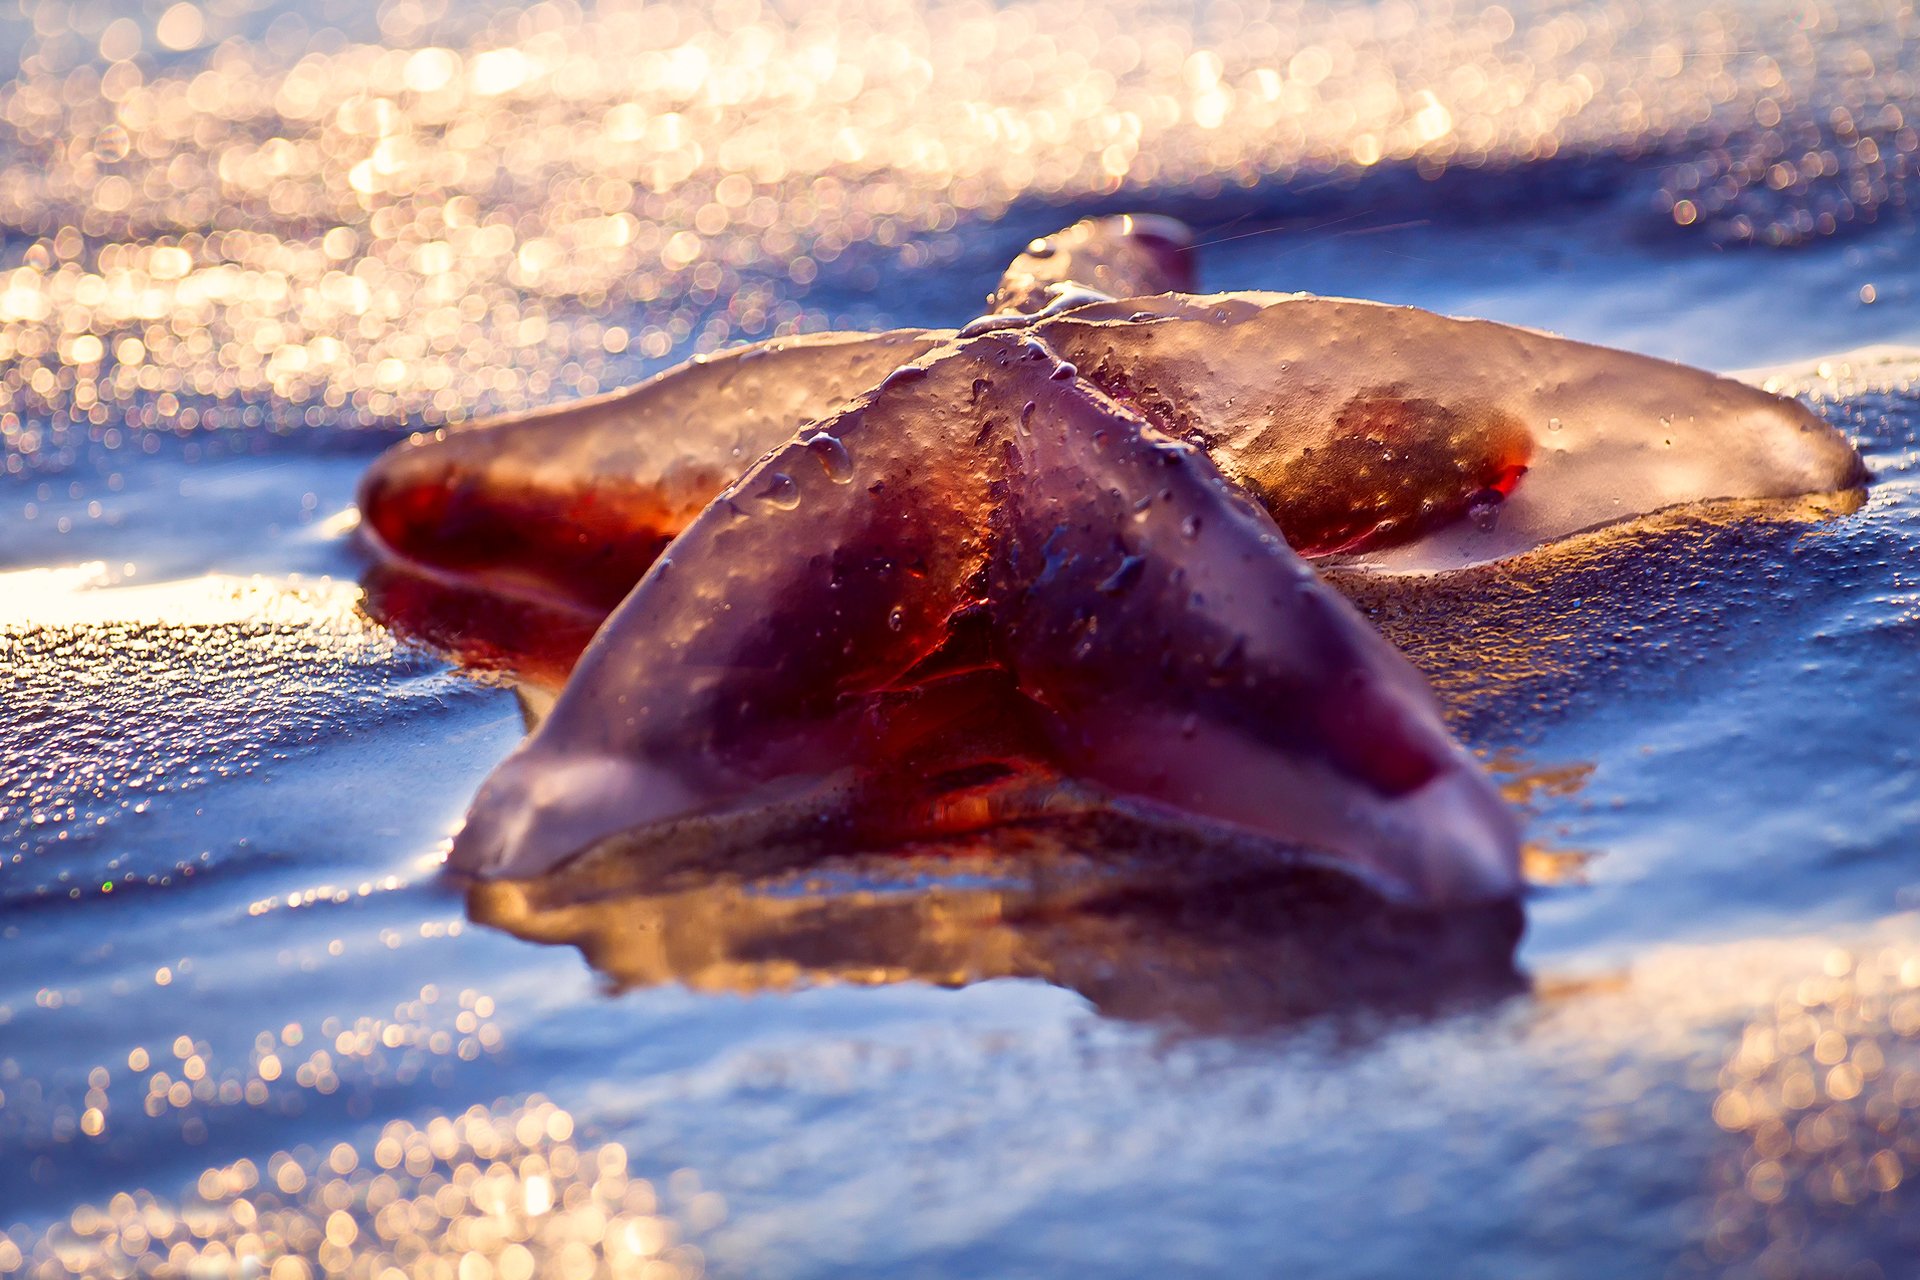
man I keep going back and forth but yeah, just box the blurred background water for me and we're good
[2,1,1920,1276]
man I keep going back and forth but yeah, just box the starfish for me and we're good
[359,215,1864,907]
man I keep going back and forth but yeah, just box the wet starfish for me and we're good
[360,216,1863,906]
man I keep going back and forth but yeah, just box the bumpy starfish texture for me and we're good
[450,326,1523,904]
[360,215,1864,906]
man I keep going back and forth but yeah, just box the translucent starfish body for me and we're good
[358,215,1864,906]
[360,327,946,617]
[1034,292,1864,570]
[451,328,1521,904]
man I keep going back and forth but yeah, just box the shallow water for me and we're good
[6,2,1920,1277]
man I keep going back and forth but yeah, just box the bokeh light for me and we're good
[0,0,1912,477]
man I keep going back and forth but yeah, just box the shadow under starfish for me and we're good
[469,818,1527,1036]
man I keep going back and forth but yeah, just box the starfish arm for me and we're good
[991,363,1521,904]
[986,214,1196,315]
[447,337,999,880]
[357,327,944,613]
[450,333,1520,905]
[1038,293,1865,568]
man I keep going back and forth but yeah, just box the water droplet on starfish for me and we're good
[804,432,854,484]
[957,312,1027,338]
[755,472,801,510]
